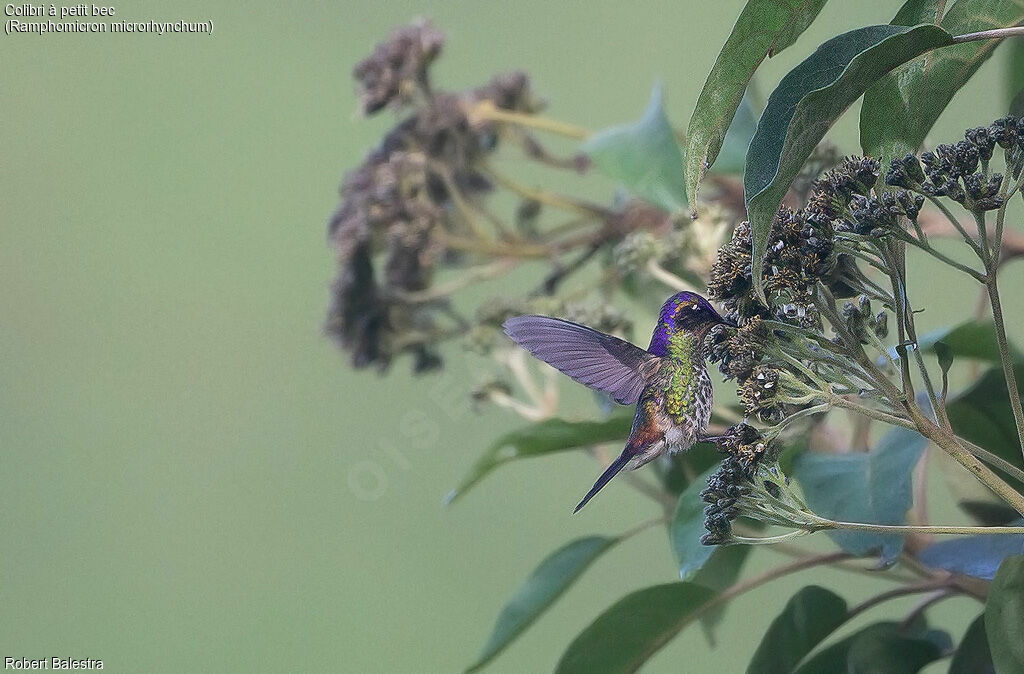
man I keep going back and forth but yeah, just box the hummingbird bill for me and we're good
[503,291,734,512]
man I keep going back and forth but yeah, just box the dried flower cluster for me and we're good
[353,19,445,115]
[326,21,544,371]
[704,317,792,422]
[327,21,748,377]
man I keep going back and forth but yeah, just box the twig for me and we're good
[957,436,1024,485]
[395,259,517,302]
[952,26,1024,43]
[482,163,609,219]
[898,590,960,631]
[845,579,952,621]
[984,273,1024,462]
[646,259,697,292]
[618,516,668,541]
[827,520,1024,536]
[466,99,590,141]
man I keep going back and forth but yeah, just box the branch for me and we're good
[465,99,590,140]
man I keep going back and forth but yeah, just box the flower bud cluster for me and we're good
[885,116,1024,212]
[707,316,804,421]
[700,424,825,546]
[700,454,751,545]
[613,231,666,276]
[837,191,923,238]
[700,424,776,545]
[841,295,889,344]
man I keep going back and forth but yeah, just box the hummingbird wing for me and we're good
[503,315,659,405]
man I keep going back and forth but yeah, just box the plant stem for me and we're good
[984,273,1024,463]
[972,211,991,266]
[953,26,1024,43]
[693,552,850,612]
[618,516,667,541]
[901,234,986,281]
[466,100,590,140]
[633,552,853,665]
[958,436,1024,485]
[827,520,1024,536]
[481,163,607,218]
[771,404,831,434]
[815,285,905,405]
[885,242,945,424]
[645,259,697,292]
[730,530,812,545]
[912,414,1024,516]
[845,580,952,621]
[430,162,496,242]
[899,590,961,630]
[826,393,915,430]
[991,175,1023,262]
[436,231,552,258]
[926,195,986,255]
[395,259,517,302]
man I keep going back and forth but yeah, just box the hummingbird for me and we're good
[503,291,734,512]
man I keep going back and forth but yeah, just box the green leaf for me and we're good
[669,463,753,642]
[747,586,849,674]
[670,465,719,579]
[1009,38,1024,116]
[692,544,751,644]
[582,84,687,214]
[935,340,954,377]
[445,414,632,504]
[918,522,1024,580]
[986,556,1024,673]
[949,615,994,674]
[709,88,760,177]
[892,0,943,25]
[555,582,716,674]
[793,427,927,560]
[946,365,1024,472]
[795,622,945,674]
[959,499,1020,527]
[466,535,618,673]
[683,0,827,206]
[746,24,954,302]
[917,320,1020,363]
[655,442,723,495]
[884,320,1022,367]
[846,627,946,673]
[861,1,1024,167]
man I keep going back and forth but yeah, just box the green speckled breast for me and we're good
[660,332,712,432]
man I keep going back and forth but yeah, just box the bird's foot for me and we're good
[700,434,730,445]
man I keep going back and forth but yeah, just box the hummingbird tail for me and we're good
[573,451,632,513]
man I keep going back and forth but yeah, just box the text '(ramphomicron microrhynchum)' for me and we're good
[4,4,213,35]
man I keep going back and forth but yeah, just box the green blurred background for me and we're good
[3,1,1023,671]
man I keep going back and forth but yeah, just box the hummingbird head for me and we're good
[649,291,734,355]
[659,291,732,331]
